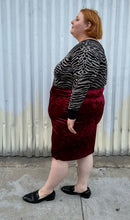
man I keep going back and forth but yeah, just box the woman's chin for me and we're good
[70,29,74,35]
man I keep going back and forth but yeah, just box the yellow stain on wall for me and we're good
[0,94,129,156]
[95,96,130,156]
[0,92,52,157]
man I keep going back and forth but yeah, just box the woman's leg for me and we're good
[74,153,93,193]
[39,157,69,198]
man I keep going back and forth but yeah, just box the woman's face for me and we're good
[71,12,87,39]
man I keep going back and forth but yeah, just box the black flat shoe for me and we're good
[61,185,91,199]
[23,190,55,203]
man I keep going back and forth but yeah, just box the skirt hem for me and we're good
[51,150,94,161]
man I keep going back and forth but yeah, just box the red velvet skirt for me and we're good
[48,86,105,161]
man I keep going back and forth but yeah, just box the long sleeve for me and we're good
[68,44,101,119]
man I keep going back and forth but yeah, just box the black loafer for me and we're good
[23,190,55,203]
[61,185,91,198]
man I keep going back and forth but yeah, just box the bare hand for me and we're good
[67,118,77,134]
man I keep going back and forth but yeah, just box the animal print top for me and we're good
[53,39,107,119]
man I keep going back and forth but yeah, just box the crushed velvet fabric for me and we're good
[48,86,105,161]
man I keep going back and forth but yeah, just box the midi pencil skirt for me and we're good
[48,86,105,161]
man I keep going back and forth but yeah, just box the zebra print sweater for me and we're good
[53,39,107,119]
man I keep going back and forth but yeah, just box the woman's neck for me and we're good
[77,35,97,43]
[78,37,99,44]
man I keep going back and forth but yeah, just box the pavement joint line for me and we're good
[80,197,85,220]
[76,165,85,220]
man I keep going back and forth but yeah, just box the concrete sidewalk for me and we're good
[0,156,130,220]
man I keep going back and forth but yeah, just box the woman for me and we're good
[23,8,107,203]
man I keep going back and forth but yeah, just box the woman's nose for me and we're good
[71,20,74,24]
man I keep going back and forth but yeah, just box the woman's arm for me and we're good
[68,45,100,117]
[67,44,100,133]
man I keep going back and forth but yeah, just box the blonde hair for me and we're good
[80,8,103,39]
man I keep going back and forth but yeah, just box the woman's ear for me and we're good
[85,21,92,30]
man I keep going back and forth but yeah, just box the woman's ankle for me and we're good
[39,187,54,196]
[74,184,88,193]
